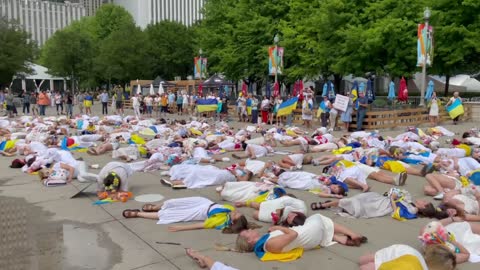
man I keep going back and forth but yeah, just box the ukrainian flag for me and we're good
[276,97,298,117]
[446,98,464,119]
[197,98,218,113]
[60,137,87,152]
[246,98,252,115]
[254,233,304,262]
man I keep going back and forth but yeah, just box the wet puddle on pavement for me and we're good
[0,196,121,270]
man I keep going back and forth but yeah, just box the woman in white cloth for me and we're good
[420,218,480,264]
[442,188,480,216]
[112,145,139,162]
[121,197,250,234]
[232,134,276,160]
[165,164,252,189]
[302,94,314,129]
[38,160,97,184]
[96,161,134,193]
[428,91,440,127]
[359,244,456,270]
[235,214,367,258]
[236,195,307,225]
[218,181,275,203]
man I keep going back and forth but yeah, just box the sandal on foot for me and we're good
[185,248,207,268]
[122,209,140,218]
[160,178,173,187]
[142,204,158,212]
[311,202,327,211]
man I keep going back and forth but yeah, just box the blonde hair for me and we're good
[424,244,456,270]
[37,168,49,181]
[303,155,313,164]
[235,234,254,253]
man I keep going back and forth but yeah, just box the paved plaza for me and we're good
[0,104,478,270]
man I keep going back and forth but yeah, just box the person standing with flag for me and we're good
[446,91,463,125]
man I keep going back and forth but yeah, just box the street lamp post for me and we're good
[199,48,203,80]
[419,7,431,107]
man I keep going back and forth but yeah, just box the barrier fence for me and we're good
[114,99,476,130]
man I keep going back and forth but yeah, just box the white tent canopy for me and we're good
[430,74,480,92]
[15,63,65,80]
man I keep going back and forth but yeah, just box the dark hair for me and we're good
[417,203,452,220]
[274,169,286,177]
[282,212,306,227]
[245,171,253,181]
[222,215,248,234]
[332,184,346,196]
[462,132,471,139]
[241,142,248,150]
[26,156,36,167]
[103,173,121,190]
[322,165,331,174]
[10,159,25,168]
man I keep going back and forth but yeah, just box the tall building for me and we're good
[113,0,204,29]
[79,0,112,16]
[0,0,86,46]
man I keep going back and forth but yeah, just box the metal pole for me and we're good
[274,43,278,87]
[419,9,430,107]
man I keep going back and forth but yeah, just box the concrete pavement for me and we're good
[0,103,478,270]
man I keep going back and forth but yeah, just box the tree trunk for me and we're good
[333,74,342,95]
[444,75,450,97]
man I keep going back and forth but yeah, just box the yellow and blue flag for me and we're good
[197,98,218,113]
[276,97,298,117]
[254,233,304,262]
[446,98,464,119]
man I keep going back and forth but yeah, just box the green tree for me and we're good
[0,17,36,88]
[428,0,480,95]
[92,4,135,40]
[196,0,291,89]
[144,21,195,80]
[95,23,150,84]
[40,18,96,91]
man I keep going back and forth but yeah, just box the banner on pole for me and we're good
[417,24,434,67]
[268,46,284,75]
[194,57,207,79]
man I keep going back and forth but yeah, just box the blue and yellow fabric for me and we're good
[60,137,88,152]
[204,204,235,229]
[246,98,252,115]
[0,139,17,151]
[368,156,407,173]
[277,97,298,117]
[197,99,218,113]
[253,234,304,262]
[467,169,480,185]
[128,134,147,156]
[391,194,417,221]
[446,98,464,119]
[84,95,93,107]
[246,186,286,206]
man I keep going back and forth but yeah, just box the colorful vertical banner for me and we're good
[194,57,208,79]
[417,24,434,67]
[268,46,284,75]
